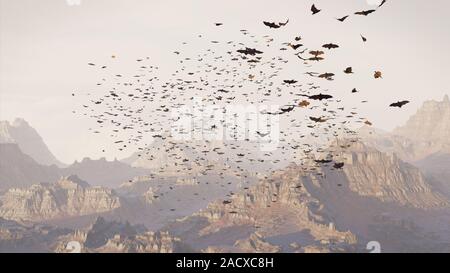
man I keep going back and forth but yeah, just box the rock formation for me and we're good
[0,176,120,221]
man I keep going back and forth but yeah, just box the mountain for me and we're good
[337,141,447,208]
[53,217,191,253]
[0,143,60,191]
[360,95,450,162]
[163,141,449,252]
[122,138,275,176]
[393,95,450,145]
[63,157,149,188]
[0,118,64,167]
[0,142,149,191]
[0,175,121,222]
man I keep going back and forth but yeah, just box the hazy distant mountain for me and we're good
[360,95,450,162]
[122,137,275,176]
[0,143,60,191]
[393,95,450,145]
[63,158,149,188]
[0,118,64,167]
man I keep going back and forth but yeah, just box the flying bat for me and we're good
[311,4,321,15]
[318,73,335,80]
[263,19,289,29]
[322,43,339,49]
[344,67,353,74]
[237,47,263,56]
[310,116,327,123]
[263,21,281,29]
[355,9,376,16]
[390,100,410,108]
[284,80,298,84]
[337,15,349,22]
[299,100,310,107]
[361,34,367,42]
[310,50,324,56]
[306,93,333,101]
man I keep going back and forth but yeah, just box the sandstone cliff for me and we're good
[0,176,120,221]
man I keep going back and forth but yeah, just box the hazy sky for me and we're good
[1,0,449,164]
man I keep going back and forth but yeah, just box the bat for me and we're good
[263,19,289,29]
[306,93,333,100]
[237,47,263,56]
[299,100,310,107]
[323,43,339,49]
[311,4,321,15]
[263,21,281,29]
[310,117,327,123]
[390,101,410,108]
[355,10,376,16]
[361,34,367,42]
[310,50,324,56]
[337,15,349,22]
[319,73,335,80]
[344,67,353,74]
[284,80,298,84]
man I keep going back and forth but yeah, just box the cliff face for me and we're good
[393,95,450,145]
[169,166,358,253]
[0,118,64,167]
[338,142,448,208]
[361,96,450,162]
[165,140,449,252]
[0,176,120,221]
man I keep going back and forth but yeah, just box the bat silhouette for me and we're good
[284,80,298,84]
[355,10,376,16]
[263,19,289,29]
[390,101,410,108]
[323,43,339,49]
[337,15,349,22]
[311,4,321,15]
[361,34,367,42]
[319,73,335,80]
[310,116,327,123]
[299,100,310,107]
[306,93,333,100]
[237,47,263,56]
[344,67,353,74]
[310,50,324,56]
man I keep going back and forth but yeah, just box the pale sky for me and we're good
[1,0,449,164]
